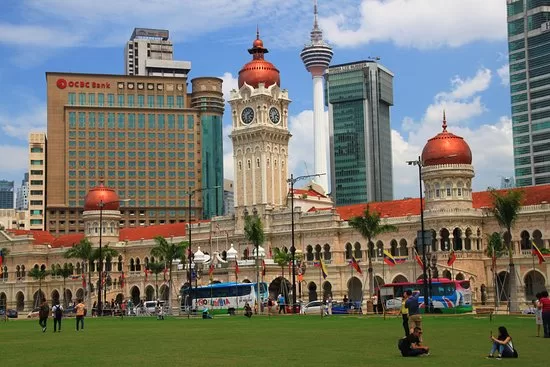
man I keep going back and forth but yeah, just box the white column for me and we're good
[261,151,267,204]
[313,76,328,192]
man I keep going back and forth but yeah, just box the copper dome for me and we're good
[238,31,280,89]
[421,113,472,166]
[84,181,120,211]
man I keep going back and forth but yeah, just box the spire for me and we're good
[313,0,319,30]
[256,24,260,40]
[442,110,447,132]
[310,0,323,43]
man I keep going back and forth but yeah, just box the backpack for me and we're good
[54,305,63,318]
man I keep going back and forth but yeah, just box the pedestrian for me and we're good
[372,293,378,314]
[538,290,550,338]
[92,301,97,317]
[405,290,422,338]
[278,294,286,314]
[52,301,63,332]
[487,326,518,359]
[534,293,543,337]
[120,300,126,319]
[327,296,333,315]
[244,302,253,318]
[343,294,349,309]
[38,298,49,332]
[75,298,86,331]
[400,291,410,337]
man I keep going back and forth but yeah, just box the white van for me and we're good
[143,301,164,314]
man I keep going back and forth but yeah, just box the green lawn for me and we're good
[0,314,545,366]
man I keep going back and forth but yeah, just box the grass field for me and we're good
[0,314,546,366]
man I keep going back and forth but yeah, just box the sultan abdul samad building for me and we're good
[1,34,550,313]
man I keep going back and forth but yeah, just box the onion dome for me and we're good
[421,112,472,166]
[252,245,266,259]
[226,243,238,260]
[84,180,120,211]
[194,247,206,264]
[238,29,280,89]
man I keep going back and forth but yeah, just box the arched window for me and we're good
[453,228,463,251]
[376,241,384,258]
[353,242,362,259]
[345,243,352,259]
[21,265,25,278]
[457,181,463,197]
[446,182,452,197]
[118,256,123,271]
[520,230,531,250]
[135,258,141,272]
[533,230,543,248]
[440,228,450,251]
[130,258,135,272]
[323,244,331,261]
[464,228,472,251]
[2,266,7,280]
[306,245,314,261]
[105,255,112,272]
[390,240,398,256]
[368,242,375,259]
[399,239,408,256]
[76,262,81,275]
[435,183,441,198]
[16,265,21,278]
[314,245,322,261]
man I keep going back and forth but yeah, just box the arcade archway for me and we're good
[496,271,510,302]
[16,292,24,311]
[347,277,363,305]
[130,286,141,305]
[524,270,546,300]
[307,282,317,302]
[268,277,291,302]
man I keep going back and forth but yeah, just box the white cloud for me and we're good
[437,68,492,100]
[288,110,316,176]
[0,144,28,182]
[220,72,239,103]
[497,64,510,86]
[0,104,47,141]
[0,23,85,47]
[322,0,506,49]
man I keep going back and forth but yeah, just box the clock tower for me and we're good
[229,31,292,212]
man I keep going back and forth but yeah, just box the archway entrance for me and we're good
[374,275,385,288]
[524,270,546,300]
[130,286,141,305]
[307,282,317,302]
[0,292,6,309]
[322,281,332,301]
[33,290,45,308]
[455,273,465,281]
[443,270,452,280]
[268,277,291,303]
[51,290,60,305]
[76,288,84,301]
[496,271,510,302]
[159,285,169,301]
[64,289,73,307]
[16,292,25,311]
[115,293,124,305]
[347,277,363,306]
[145,285,155,301]
[392,275,408,283]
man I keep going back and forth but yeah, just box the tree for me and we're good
[64,238,94,307]
[244,215,265,307]
[486,232,506,259]
[348,205,397,297]
[28,267,50,307]
[490,189,523,312]
[150,236,188,314]
[52,263,74,307]
[273,247,292,278]
[147,261,166,300]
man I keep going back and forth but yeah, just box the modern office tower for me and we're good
[16,173,29,210]
[0,180,14,209]
[125,28,191,78]
[223,179,235,216]
[28,133,47,230]
[45,72,224,234]
[326,60,394,206]
[507,1,550,186]
[300,1,333,193]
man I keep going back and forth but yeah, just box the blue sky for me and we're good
[0,0,511,199]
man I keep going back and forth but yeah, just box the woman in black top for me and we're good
[488,326,517,359]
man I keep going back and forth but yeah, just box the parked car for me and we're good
[27,307,40,318]
[301,300,327,315]
[63,306,76,316]
[6,309,18,318]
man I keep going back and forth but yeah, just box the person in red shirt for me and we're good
[538,290,550,338]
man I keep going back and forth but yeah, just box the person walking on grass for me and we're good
[52,301,63,332]
[405,290,422,338]
[400,291,410,337]
[75,298,86,331]
[534,293,543,337]
[538,290,550,338]
[38,299,49,333]
[278,294,286,314]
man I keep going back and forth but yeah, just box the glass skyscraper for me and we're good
[507,0,550,186]
[0,180,14,209]
[326,60,394,206]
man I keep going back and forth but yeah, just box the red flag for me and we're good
[447,250,457,267]
[144,268,150,282]
[349,256,363,275]
[262,259,266,276]
[414,248,424,270]
[163,267,169,281]
[532,241,546,265]
[235,262,240,275]
[209,263,215,277]
[383,250,396,267]
[120,272,125,288]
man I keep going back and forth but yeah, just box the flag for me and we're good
[235,262,240,275]
[0,250,3,276]
[394,256,408,264]
[297,268,303,282]
[383,250,396,267]
[120,272,125,288]
[208,262,215,281]
[144,268,151,282]
[447,250,457,267]
[349,256,363,275]
[532,241,546,265]
[262,259,266,276]
[414,248,424,270]
[82,274,86,289]
[163,267,169,281]
[320,258,328,279]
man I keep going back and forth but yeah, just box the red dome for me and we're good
[84,181,120,211]
[238,31,280,89]
[421,113,472,166]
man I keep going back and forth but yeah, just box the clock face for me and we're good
[241,107,254,124]
[269,107,280,124]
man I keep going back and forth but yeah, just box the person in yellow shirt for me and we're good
[400,291,409,337]
[75,299,86,331]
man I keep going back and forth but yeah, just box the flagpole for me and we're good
[319,260,323,319]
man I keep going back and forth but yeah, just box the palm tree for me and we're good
[0,248,8,281]
[486,232,506,259]
[52,263,74,307]
[64,238,94,306]
[490,189,523,312]
[244,215,265,306]
[28,267,50,308]
[150,236,188,314]
[147,261,166,300]
[348,205,397,297]
[273,247,292,278]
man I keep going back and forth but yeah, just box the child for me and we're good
[535,293,543,337]
[488,326,517,359]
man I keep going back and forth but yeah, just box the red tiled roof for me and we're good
[336,184,550,221]
[6,229,55,245]
[119,222,188,242]
[51,234,85,248]
[307,206,333,213]
[292,188,327,198]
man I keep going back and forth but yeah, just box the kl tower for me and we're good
[300,0,333,193]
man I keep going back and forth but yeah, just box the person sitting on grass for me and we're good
[398,327,430,357]
[244,303,253,318]
[488,326,518,359]
[202,308,213,319]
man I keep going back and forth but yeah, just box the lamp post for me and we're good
[287,173,325,313]
[97,198,131,316]
[406,156,430,314]
[187,186,220,314]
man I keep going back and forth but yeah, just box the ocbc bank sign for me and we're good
[56,78,111,89]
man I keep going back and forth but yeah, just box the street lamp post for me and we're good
[406,157,430,314]
[97,198,130,316]
[187,186,220,315]
[287,173,325,313]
